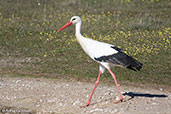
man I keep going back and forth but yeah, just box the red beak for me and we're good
[57,22,72,32]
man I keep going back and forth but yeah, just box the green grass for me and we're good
[0,0,170,85]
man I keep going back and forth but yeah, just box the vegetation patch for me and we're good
[0,0,170,85]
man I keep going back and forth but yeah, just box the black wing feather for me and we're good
[94,46,142,71]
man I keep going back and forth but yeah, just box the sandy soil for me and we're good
[0,76,171,114]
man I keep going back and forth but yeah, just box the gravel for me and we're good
[0,76,170,114]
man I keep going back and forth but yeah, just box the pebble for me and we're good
[89,108,103,113]
[115,96,120,101]
[72,100,80,105]
[111,109,118,113]
[15,80,21,83]
[36,104,40,107]
[152,102,157,105]
[152,97,156,100]
[0,82,4,86]
[39,99,43,103]
[159,88,163,91]
[66,84,69,87]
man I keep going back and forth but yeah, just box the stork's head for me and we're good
[57,16,81,32]
[70,16,81,24]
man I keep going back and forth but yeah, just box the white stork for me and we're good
[57,16,142,107]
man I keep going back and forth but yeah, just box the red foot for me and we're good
[80,102,90,108]
[114,98,123,104]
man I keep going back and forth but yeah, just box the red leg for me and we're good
[81,71,101,108]
[107,68,123,103]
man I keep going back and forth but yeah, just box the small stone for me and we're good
[115,96,120,101]
[99,96,104,99]
[72,100,80,105]
[90,108,103,113]
[111,109,118,113]
[40,99,43,102]
[152,102,157,105]
[152,97,156,100]
[159,88,163,91]
[36,104,40,107]
[15,80,21,83]
[66,84,69,87]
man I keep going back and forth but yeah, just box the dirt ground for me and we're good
[0,76,171,114]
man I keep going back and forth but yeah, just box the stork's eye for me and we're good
[72,18,76,21]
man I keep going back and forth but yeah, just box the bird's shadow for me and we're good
[88,92,168,107]
[123,92,168,101]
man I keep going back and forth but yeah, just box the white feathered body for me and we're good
[76,34,118,61]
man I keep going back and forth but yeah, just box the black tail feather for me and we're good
[127,63,142,71]
[126,56,143,71]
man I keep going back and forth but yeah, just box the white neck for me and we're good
[75,21,83,39]
[75,20,89,54]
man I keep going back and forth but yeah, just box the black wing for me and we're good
[94,46,142,71]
